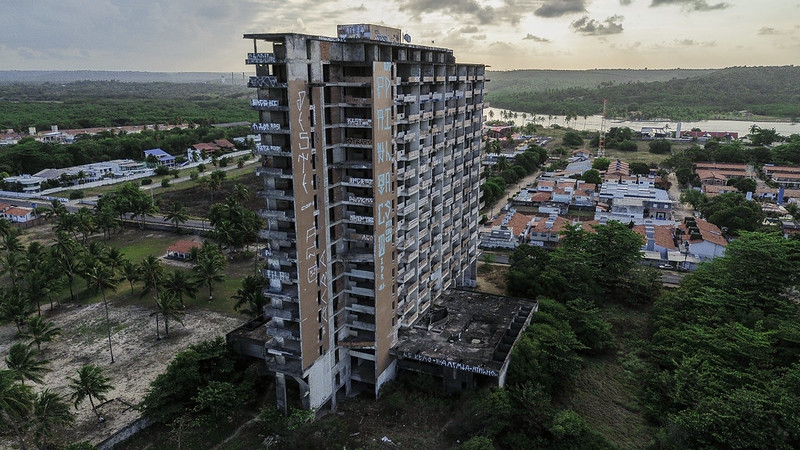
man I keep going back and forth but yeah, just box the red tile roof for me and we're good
[529,215,571,234]
[679,218,727,247]
[488,212,533,237]
[531,192,552,202]
[167,240,202,254]
[632,225,677,250]
[3,207,33,217]
[214,139,235,148]
[694,162,747,171]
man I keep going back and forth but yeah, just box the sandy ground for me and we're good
[667,172,694,222]
[0,300,244,447]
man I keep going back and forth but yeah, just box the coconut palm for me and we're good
[232,275,269,318]
[0,370,33,450]
[84,264,119,363]
[50,232,82,303]
[5,342,49,385]
[193,249,227,302]
[121,260,141,294]
[150,292,185,337]
[31,389,74,449]
[163,201,189,232]
[161,270,197,306]
[0,218,13,238]
[0,286,33,334]
[140,255,165,340]
[23,316,61,351]
[68,365,113,422]
[232,184,250,203]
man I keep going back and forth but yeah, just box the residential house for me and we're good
[166,240,202,260]
[680,130,738,142]
[702,184,738,197]
[2,175,46,193]
[527,214,571,249]
[632,224,677,261]
[675,217,727,261]
[479,210,533,249]
[143,148,176,168]
[1,206,35,223]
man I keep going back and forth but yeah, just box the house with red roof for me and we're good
[166,240,203,260]
[479,211,533,249]
[1,206,35,223]
[675,217,727,261]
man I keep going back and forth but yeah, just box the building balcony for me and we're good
[248,76,287,89]
[250,98,287,111]
[254,144,292,157]
[345,285,376,298]
[264,305,299,321]
[255,167,293,178]
[345,137,373,147]
[256,189,294,201]
[346,118,373,128]
[340,250,374,263]
[346,268,376,280]
[262,268,298,284]
[259,229,296,242]
[258,209,295,221]
[266,322,301,340]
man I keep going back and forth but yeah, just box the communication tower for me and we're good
[597,99,607,157]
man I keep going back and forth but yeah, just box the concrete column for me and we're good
[275,372,288,416]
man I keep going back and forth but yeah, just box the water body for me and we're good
[485,107,800,137]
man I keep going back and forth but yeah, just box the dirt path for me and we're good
[0,301,244,447]
[667,172,693,222]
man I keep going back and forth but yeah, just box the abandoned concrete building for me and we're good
[227,24,536,413]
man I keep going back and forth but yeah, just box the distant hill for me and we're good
[486,66,800,121]
[486,68,714,93]
[0,70,252,85]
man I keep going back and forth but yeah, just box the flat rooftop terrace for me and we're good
[393,290,537,378]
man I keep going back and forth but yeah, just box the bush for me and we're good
[68,190,84,200]
[190,171,199,181]
[140,178,152,185]
[648,139,672,154]
[219,157,229,168]
[618,140,638,152]
[161,178,170,187]
[154,165,170,176]
[458,436,495,450]
[562,131,584,147]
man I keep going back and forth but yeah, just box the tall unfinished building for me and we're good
[244,24,485,411]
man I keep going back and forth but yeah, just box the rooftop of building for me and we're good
[487,210,533,237]
[393,289,537,377]
[678,217,728,247]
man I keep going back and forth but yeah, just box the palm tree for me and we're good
[0,370,33,450]
[163,201,189,232]
[68,365,113,422]
[74,207,95,244]
[140,255,165,340]
[50,232,82,303]
[23,316,61,351]
[84,264,119,363]
[151,292,185,337]
[0,286,32,334]
[161,270,197,306]
[103,247,126,276]
[232,184,250,203]
[0,218,13,238]
[5,342,49,385]
[193,252,226,301]
[121,260,141,294]
[31,389,74,449]
[232,275,269,318]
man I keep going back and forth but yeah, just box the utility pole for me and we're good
[597,99,607,157]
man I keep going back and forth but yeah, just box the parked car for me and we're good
[658,264,675,270]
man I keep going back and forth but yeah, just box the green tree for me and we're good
[193,249,227,301]
[232,275,269,318]
[161,269,197,306]
[629,162,650,175]
[591,157,610,171]
[121,260,141,294]
[699,192,762,234]
[68,365,113,422]
[0,370,34,450]
[84,264,120,363]
[151,292,185,337]
[22,316,61,351]
[648,139,672,154]
[679,189,707,210]
[31,389,74,449]
[163,201,189,232]
[0,286,33,334]
[580,169,602,185]
[562,131,584,147]
[140,255,165,340]
[5,342,49,385]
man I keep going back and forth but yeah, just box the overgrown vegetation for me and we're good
[488,66,800,120]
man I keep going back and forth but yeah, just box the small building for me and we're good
[479,210,533,249]
[392,290,537,393]
[675,217,727,261]
[1,206,35,223]
[165,240,202,260]
[2,175,46,193]
[527,214,571,249]
[143,148,176,167]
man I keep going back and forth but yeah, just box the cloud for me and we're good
[650,0,730,11]
[460,25,480,33]
[570,15,625,35]
[673,39,716,47]
[472,34,487,40]
[535,0,587,18]
[620,0,634,4]
[758,27,778,35]
[523,34,551,43]
[396,0,497,24]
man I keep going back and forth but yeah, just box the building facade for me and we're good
[245,25,485,412]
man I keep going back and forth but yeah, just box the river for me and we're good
[485,107,800,137]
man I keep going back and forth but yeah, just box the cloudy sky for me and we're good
[2,0,798,72]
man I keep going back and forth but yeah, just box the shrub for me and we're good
[154,165,170,176]
[68,190,84,200]
[140,178,152,185]
[161,178,170,187]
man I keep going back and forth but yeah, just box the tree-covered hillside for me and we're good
[487,66,800,121]
[487,68,713,94]
[0,81,251,131]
